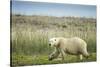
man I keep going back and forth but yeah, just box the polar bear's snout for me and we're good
[48,54,54,61]
[49,43,51,46]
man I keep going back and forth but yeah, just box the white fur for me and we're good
[49,37,89,61]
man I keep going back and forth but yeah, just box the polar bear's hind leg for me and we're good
[79,54,83,60]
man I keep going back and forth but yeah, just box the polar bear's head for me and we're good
[49,38,59,47]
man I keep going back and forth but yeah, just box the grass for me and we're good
[12,53,96,66]
[11,15,96,66]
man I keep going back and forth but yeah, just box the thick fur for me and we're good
[48,37,89,61]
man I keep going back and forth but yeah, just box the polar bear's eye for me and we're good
[55,39,56,41]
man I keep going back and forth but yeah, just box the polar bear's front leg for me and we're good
[49,48,60,61]
[59,49,66,61]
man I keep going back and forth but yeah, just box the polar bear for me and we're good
[48,37,89,61]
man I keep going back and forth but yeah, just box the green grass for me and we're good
[12,53,96,66]
[11,15,96,66]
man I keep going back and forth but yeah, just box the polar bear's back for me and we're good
[59,37,87,54]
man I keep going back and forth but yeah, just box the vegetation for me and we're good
[11,14,96,66]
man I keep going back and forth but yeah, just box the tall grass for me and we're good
[11,15,96,66]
